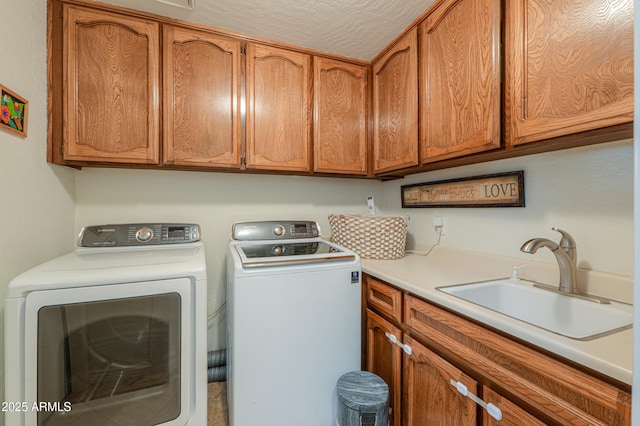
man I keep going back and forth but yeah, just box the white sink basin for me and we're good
[438,279,633,340]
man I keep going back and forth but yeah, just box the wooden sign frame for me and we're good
[401,171,525,208]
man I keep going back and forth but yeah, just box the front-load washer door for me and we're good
[24,278,193,426]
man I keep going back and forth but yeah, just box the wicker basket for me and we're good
[328,214,408,259]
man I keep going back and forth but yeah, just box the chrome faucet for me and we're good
[520,227,577,294]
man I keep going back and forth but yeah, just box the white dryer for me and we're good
[4,223,207,426]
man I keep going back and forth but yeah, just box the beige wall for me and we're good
[0,0,77,408]
[75,139,634,351]
[377,139,634,277]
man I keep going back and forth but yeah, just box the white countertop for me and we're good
[361,246,633,386]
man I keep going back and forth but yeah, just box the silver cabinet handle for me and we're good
[449,379,502,421]
[384,332,413,355]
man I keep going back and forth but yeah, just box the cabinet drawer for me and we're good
[405,295,631,425]
[365,276,402,323]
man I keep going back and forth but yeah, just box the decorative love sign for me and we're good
[401,171,525,208]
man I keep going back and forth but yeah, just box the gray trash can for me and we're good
[336,371,389,426]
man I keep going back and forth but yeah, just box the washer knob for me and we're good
[272,245,285,256]
[273,225,285,237]
[136,227,154,242]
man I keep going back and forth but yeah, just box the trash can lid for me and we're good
[337,371,389,411]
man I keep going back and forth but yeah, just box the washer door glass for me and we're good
[25,279,192,426]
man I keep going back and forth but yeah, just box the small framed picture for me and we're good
[0,84,28,137]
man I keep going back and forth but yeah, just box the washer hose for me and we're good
[207,349,227,383]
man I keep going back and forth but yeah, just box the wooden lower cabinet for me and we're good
[363,274,632,426]
[402,334,545,425]
[366,309,402,426]
[482,387,547,426]
[403,335,477,425]
[366,276,402,323]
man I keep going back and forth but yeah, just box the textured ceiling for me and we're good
[101,0,435,61]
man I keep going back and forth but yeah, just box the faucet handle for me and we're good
[552,227,576,258]
[511,264,528,280]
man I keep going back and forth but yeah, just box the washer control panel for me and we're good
[78,223,201,247]
[231,221,320,241]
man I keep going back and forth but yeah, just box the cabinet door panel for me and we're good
[504,0,634,146]
[403,335,477,425]
[246,44,312,171]
[63,6,160,164]
[483,387,547,426]
[163,26,241,168]
[313,57,368,175]
[372,28,419,174]
[366,309,401,426]
[420,0,501,162]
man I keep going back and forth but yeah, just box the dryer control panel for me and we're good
[78,223,201,247]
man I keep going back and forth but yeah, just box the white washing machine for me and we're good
[4,223,207,426]
[227,221,361,426]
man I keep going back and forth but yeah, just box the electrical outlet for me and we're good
[433,216,445,235]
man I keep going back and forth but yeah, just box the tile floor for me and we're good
[207,382,229,426]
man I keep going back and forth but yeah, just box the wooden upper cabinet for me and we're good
[504,0,634,146]
[420,0,501,163]
[245,44,312,172]
[372,28,419,174]
[313,57,368,175]
[163,26,242,168]
[63,5,160,164]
